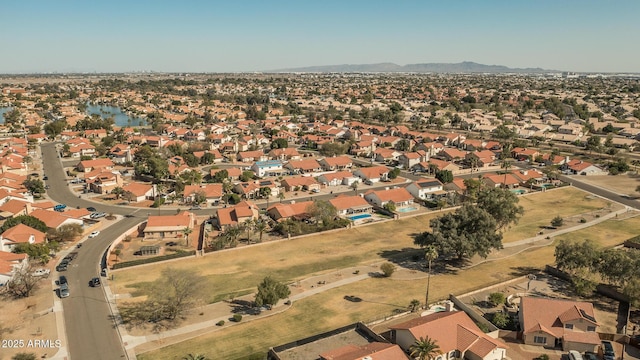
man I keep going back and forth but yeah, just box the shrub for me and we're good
[579,218,587,223]
[491,311,510,328]
[216,320,225,326]
[488,292,505,307]
[232,314,242,322]
[380,262,396,277]
[550,215,563,227]
[537,355,550,360]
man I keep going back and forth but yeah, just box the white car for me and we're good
[88,231,100,238]
[32,268,51,277]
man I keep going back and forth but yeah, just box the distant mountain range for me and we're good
[271,61,555,74]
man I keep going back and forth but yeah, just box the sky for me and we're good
[1,0,639,73]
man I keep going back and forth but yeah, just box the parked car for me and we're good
[43,175,48,180]
[189,205,202,210]
[583,351,598,360]
[88,231,100,238]
[54,204,67,212]
[56,259,69,272]
[90,212,107,219]
[90,277,101,287]
[32,268,50,277]
[101,268,107,277]
[568,350,584,360]
[59,283,69,298]
[601,341,615,360]
[59,276,68,286]
[86,207,97,212]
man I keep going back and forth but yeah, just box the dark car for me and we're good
[601,341,615,360]
[59,276,68,286]
[583,351,597,360]
[56,260,69,272]
[90,277,101,287]
[43,175,48,180]
[59,283,70,298]
[86,207,97,212]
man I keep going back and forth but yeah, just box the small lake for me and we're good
[0,107,13,124]
[86,103,146,127]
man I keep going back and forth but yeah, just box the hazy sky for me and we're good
[1,0,639,73]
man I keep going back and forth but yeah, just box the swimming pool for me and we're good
[397,206,419,213]
[348,213,372,221]
[511,189,526,195]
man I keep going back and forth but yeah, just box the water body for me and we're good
[0,107,13,124]
[85,103,146,127]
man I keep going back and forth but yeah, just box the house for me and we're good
[0,199,32,218]
[373,148,402,163]
[214,201,260,230]
[0,251,28,286]
[87,171,123,194]
[237,150,267,163]
[511,147,540,162]
[285,159,323,174]
[390,310,508,360]
[183,184,223,206]
[398,151,428,170]
[329,195,373,216]
[466,150,497,168]
[483,173,521,188]
[364,188,414,209]
[0,224,46,252]
[266,201,314,222]
[210,167,243,181]
[520,297,600,352]
[445,177,467,194]
[438,148,468,163]
[353,166,390,184]
[406,179,446,200]
[122,183,157,203]
[413,159,460,174]
[268,147,302,161]
[317,171,360,187]
[76,158,115,173]
[251,160,284,177]
[563,160,606,176]
[143,211,195,240]
[319,156,354,171]
[29,209,84,229]
[281,176,320,192]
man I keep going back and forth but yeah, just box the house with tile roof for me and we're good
[406,179,446,200]
[237,150,268,163]
[329,195,372,217]
[317,171,360,187]
[364,188,414,209]
[183,184,223,206]
[285,159,323,174]
[563,160,606,176]
[29,209,84,229]
[353,166,390,184]
[143,211,195,240]
[519,297,600,352]
[268,147,302,161]
[266,201,314,222]
[281,176,320,192]
[0,224,46,252]
[0,199,32,218]
[122,182,157,202]
[398,151,429,170]
[76,158,115,173]
[483,173,521,189]
[87,171,123,194]
[319,156,354,171]
[390,311,508,360]
[210,167,243,181]
[214,201,260,230]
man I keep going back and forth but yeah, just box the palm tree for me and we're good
[501,158,512,188]
[182,227,193,247]
[409,336,441,360]
[254,219,267,243]
[278,192,285,203]
[408,299,421,312]
[424,245,438,308]
[222,225,242,248]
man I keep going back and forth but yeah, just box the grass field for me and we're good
[138,215,640,360]
[502,187,610,243]
[130,188,636,360]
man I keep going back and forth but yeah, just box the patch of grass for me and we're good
[502,187,610,243]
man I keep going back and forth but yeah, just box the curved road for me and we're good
[41,142,170,360]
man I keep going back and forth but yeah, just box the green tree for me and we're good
[180,170,203,185]
[554,239,600,275]
[488,292,505,306]
[270,138,288,149]
[435,170,453,183]
[380,262,396,277]
[409,336,441,360]
[388,168,401,179]
[383,202,396,213]
[492,311,510,328]
[12,353,37,360]
[259,186,272,199]
[23,178,45,195]
[254,219,268,243]
[111,186,125,199]
[585,135,602,154]
[254,276,291,306]
[424,245,438,307]
[476,187,524,231]
[409,299,422,312]
[415,204,502,260]
[211,169,229,183]
[318,142,348,157]
[182,227,193,247]
[200,152,216,165]
[47,223,83,243]
[0,215,47,233]
[43,120,67,138]
[550,216,563,228]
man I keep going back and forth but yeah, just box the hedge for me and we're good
[112,250,196,269]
